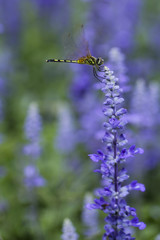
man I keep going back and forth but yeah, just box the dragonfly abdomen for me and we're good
[46,59,78,63]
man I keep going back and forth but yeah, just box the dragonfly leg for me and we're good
[93,67,104,82]
[97,65,105,72]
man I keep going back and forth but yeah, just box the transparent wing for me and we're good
[63,32,79,60]
[76,24,91,57]
[63,25,91,60]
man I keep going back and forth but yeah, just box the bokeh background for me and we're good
[0,0,160,239]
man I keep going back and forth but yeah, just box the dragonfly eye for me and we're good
[96,57,104,65]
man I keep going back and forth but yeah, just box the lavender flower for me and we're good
[88,67,146,239]
[128,79,160,171]
[23,103,45,189]
[55,104,77,154]
[61,218,79,240]
[0,200,8,213]
[23,102,42,159]
[129,79,160,127]
[0,99,3,122]
[108,47,130,92]
[0,23,4,34]
[155,234,160,240]
[82,193,99,237]
[22,103,45,240]
[85,0,141,54]
[24,165,45,188]
[0,0,21,45]
[0,99,4,144]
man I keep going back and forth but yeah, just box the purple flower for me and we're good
[24,165,46,188]
[24,103,42,142]
[128,180,145,192]
[88,66,146,238]
[0,99,4,122]
[23,103,45,189]
[54,104,77,154]
[0,0,21,44]
[155,234,160,240]
[82,193,99,237]
[61,218,79,240]
[130,218,146,230]
[127,79,160,171]
[0,200,9,213]
[108,48,130,92]
[23,103,42,159]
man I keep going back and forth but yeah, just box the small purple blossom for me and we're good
[88,66,146,239]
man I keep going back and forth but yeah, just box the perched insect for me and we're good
[46,27,104,81]
[46,55,104,80]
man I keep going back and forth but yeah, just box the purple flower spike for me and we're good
[24,103,42,142]
[23,103,46,189]
[23,103,42,159]
[61,218,79,240]
[88,66,146,238]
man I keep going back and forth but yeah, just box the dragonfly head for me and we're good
[96,57,104,66]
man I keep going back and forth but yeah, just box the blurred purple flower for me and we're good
[33,0,65,8]
[0,77,7,96]
[155,234,160,240]
[88,66,146,238]
[0,23,4,34]
[85,0,142,54]
[23,103,42,159]
[0,96,5,145]
[24,103,42,142]
[0,200,9,212]
[55,104,77,154]
[0,0,21,44]
[129,79,159,127]
[0,99,4,123]
[61,218,79,240]
[70,69,91,104]
[82,193,99,237]
[108,47,130,92]
[127,79,160,171]
[23,103,45,189]
[24,165,46,188]
[23,142,42,160]
[32,0,70,33]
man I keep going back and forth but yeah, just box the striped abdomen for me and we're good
[46,59,78,63]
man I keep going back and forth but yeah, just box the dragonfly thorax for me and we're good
[85,56,104,66]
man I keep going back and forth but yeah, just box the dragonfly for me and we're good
[46,29,105,81]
